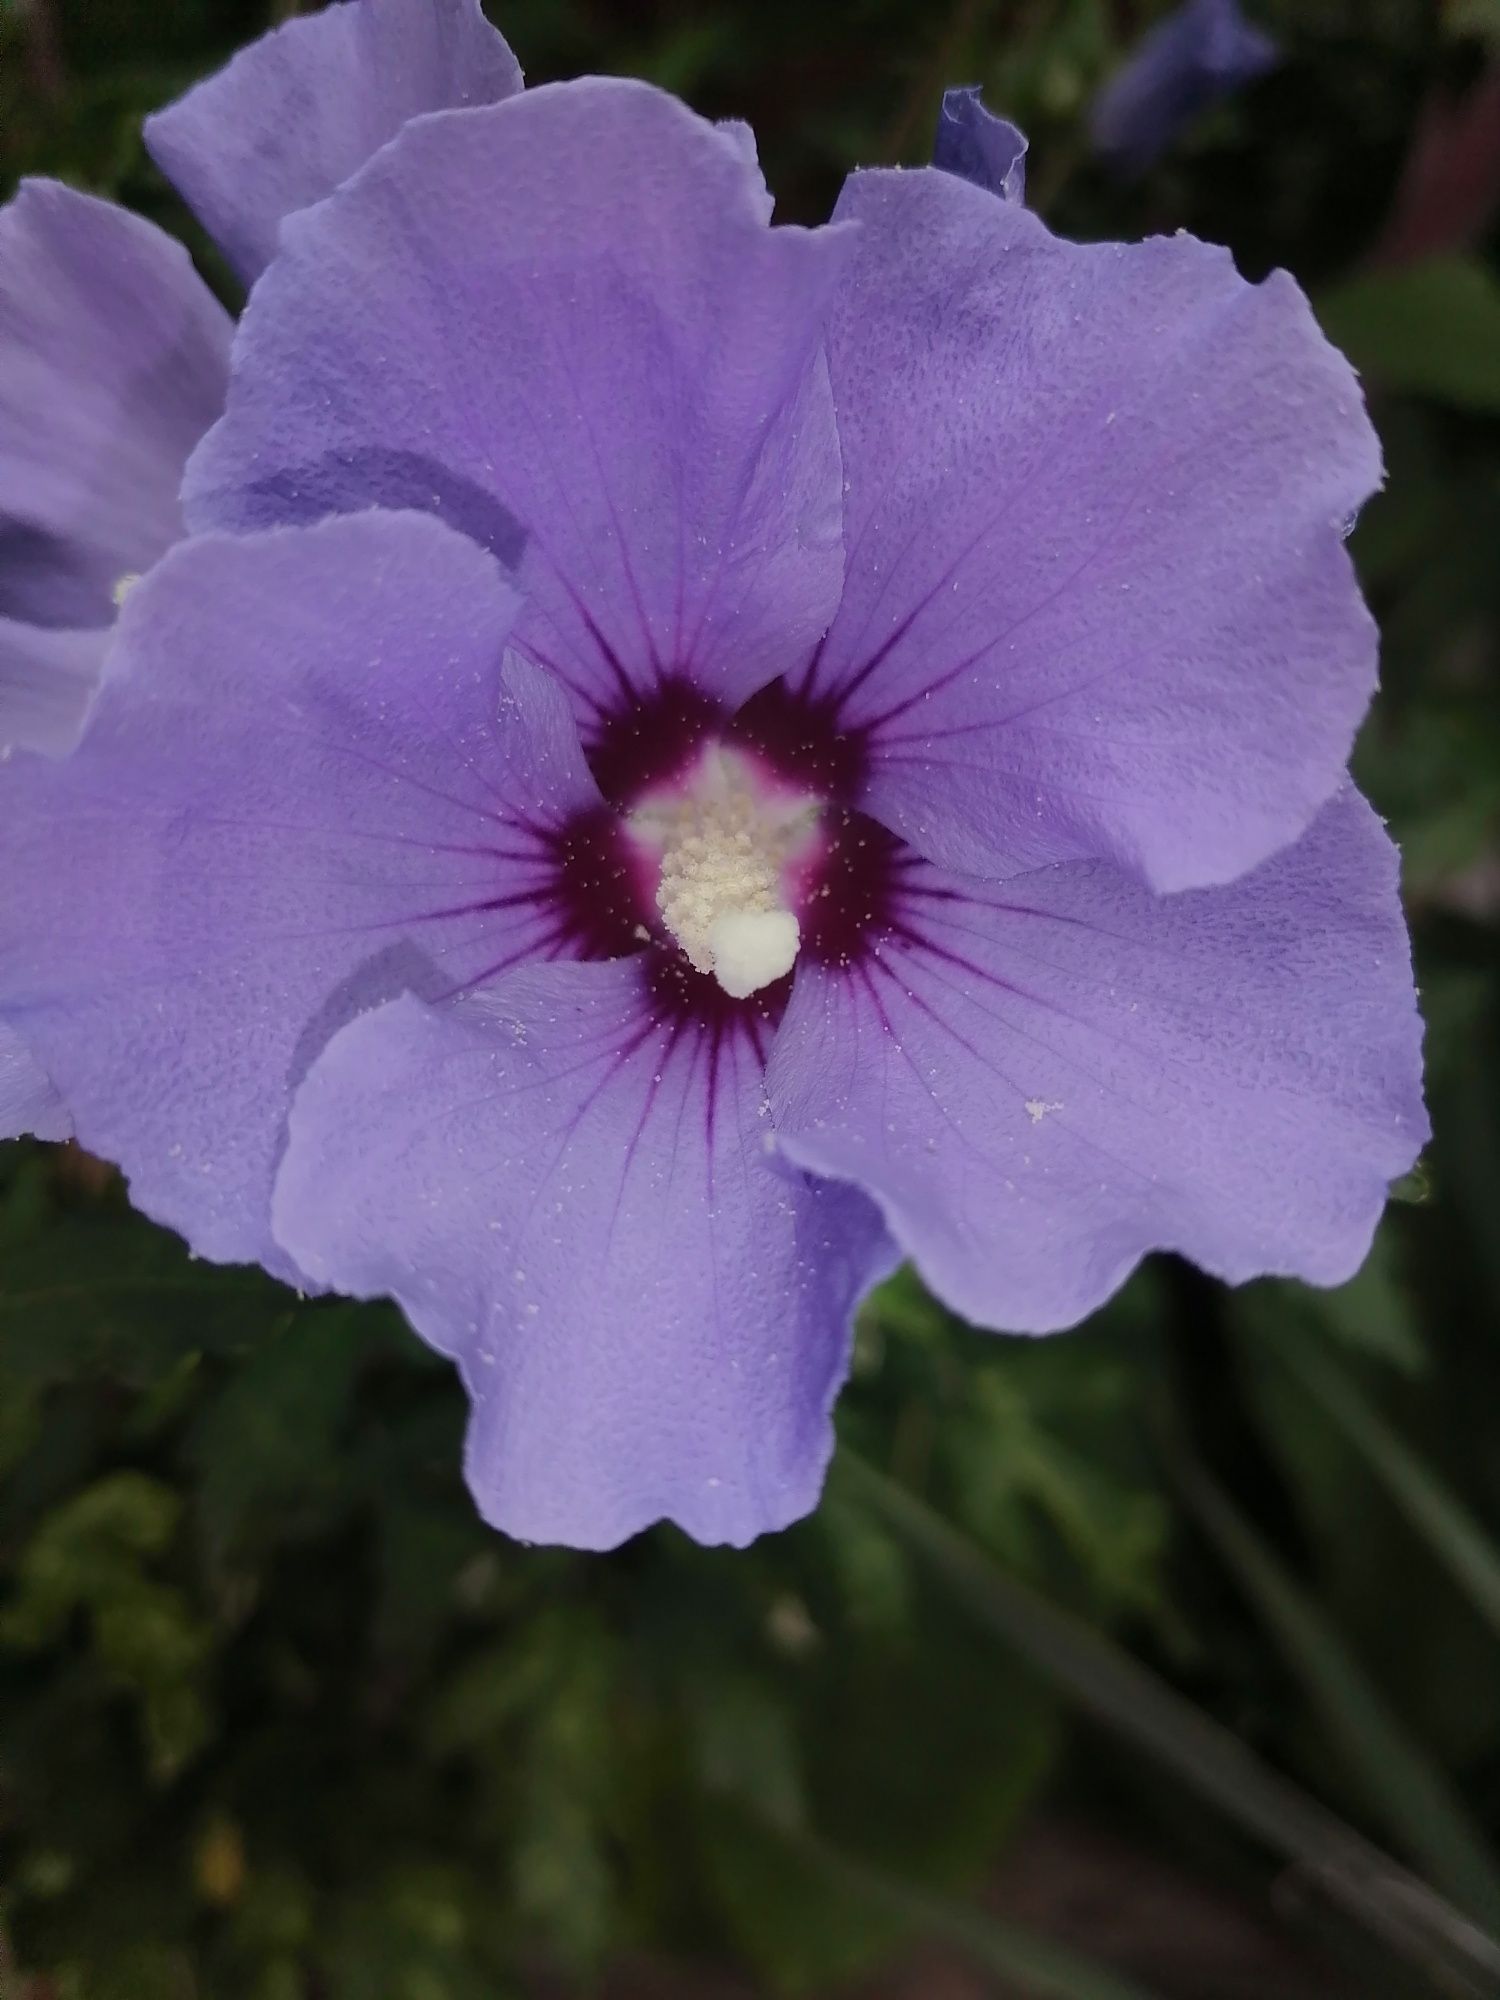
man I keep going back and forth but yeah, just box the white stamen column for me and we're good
[628,744,819,998]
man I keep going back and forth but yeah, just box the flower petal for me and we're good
[0,510,608,1274]
[769,790,1426,1333]
[0,180,230,631]
[0,1024,67,1143]
[145,0,522,284]
[933,86,1028,202]
[816,167,1381,893]
[0,618,104,755]
[186,79,853,727]
[274,962,895,1550]
[1091,0,1279,177]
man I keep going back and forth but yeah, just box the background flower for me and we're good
[1089,0,1279,177]
[0,0,522,1142]
[0,179,229,758]
[0,180,230,1141]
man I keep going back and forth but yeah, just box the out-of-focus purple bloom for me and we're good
[0,63,1426,1549]
[0,0,520,753]
[0,182,230,1140]
[0,182,230,758]
[933,85,1028,202]
[0,0,521,1140]
[1090,0,1279,176]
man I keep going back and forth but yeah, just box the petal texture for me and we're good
[816,168,1381,892]
[0,1025,67,1143]
[145,0,522,283]
[770,791,1426,1333]
[933,86,1028,202]
[274,963,895,1550]
[0,180,230,632]
[186,79,854,728]
[0,511,611,1274]
[0,618,104,755]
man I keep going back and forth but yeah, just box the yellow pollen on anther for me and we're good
[629,745,819,999]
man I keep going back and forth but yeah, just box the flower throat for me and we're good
[626,743,821,998]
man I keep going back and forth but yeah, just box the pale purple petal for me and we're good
[1091,0,1279,177]
[933,86,1028,202]
[145,0,522,284]
[273,962,896,1550]
[811,168,1381,892]
[717,119,775,223]
[0,511,615,1275]
[0,180,230,632]
[0,1023,67,1143]
[769,790,1426,1333]
[186,79,854,729]
[0,618,104,755]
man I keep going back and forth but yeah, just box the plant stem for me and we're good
[840,1450,1500,2000]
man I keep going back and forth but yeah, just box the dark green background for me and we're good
[2,2,1499,1995]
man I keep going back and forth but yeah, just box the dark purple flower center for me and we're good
[583,670,870,810]
[536,672,904,1027]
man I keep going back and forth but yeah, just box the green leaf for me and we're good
[683,1497,1058,1992]
[0,1474,214,1779]
[0,1472,180,1648]
[778,1821,1166,2000]
[325,1866,493,2000]
[857,1266,1171,1618]
[1176,1460,1500,1934]
[185,1303,372,1563]
[508,1644,619,1972]
[711,1794,1166,1998]
[1235,1242,1426,1388]
[1389,1160,1434,1206]
[1310,1233,1427,1375]
[48,1944,198,2000]
[841,1451,1500,1997]
[1446,0,1500,48]
[1267,1336,1500,1647]
[685,1673,806,1831]
[0,1203,288,1391]
[1317,258,1500,413]
[693,1799,882,1995]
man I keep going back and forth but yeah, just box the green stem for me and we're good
[780,1822,1166,2000]
[1176,1455,1500,1932]
[1269,1333,1500,1644]
[839,1451,1500,2000]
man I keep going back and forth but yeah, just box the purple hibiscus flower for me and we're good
[1091,0,1279,176]
[0,0,520,1142]
[0,61,1425,1550]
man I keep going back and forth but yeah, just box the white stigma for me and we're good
[629,744,819,998]
[111,572,141,608]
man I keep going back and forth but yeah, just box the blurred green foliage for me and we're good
[2,1,1500,1994]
